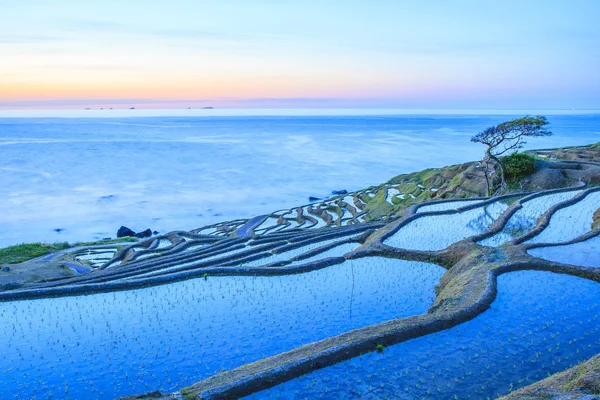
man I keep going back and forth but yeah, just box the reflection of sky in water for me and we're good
[529,235,600,268]
[0,258,444,399]
[479,190,582,247]
[417,199,483,213]
[385,201,507,250]
[0,114,598,246]
[526,191,600,244]
[250,271,600,400]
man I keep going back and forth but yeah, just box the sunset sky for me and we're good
[1,0,599,109]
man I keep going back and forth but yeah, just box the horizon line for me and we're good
[1,108,599,119]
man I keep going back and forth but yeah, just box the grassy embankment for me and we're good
[0,238,137,265]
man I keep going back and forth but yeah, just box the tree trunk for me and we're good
[482,156,491,196]
[487,150,506,193]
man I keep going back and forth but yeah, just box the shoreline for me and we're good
[2,113,598,249]
[1,142,600,399]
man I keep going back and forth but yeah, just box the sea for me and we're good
[1,109,599,248]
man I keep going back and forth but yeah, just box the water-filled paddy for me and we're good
[478,190,581,247]
[525,191,600,244]
[241,236,359,267]
[250,271,600,400]
[528,235,600,268]
[416,199,483,213]
[286,242,360,266]
[384,201,507,250]
[0,257,444,399]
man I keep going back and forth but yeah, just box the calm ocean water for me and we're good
[1,110,599,247]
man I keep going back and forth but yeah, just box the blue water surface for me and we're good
[1,113,598,247]
[249,271,600,400]
[529,235,600,268]
[0,257,444,399]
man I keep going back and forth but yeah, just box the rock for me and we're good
[332,189,348,195]
[54,228,64,233]
[99,195,116,201]
[117,226,136,238]
[152,230,159,235]
[308,196,321,202]
[2,266,10,272]
[134,229,152,238]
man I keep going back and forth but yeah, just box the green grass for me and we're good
[73,237,137,247]
[0,237,137,265]
[0,243,71,264]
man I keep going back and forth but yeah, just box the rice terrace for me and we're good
[1,116,599,399]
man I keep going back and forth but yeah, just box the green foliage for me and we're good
[0,242,70,264]
[74,237,138,246]
[180,388,197,400]
[376,344,385,353]
[502,152,537,180]
[471,115,552,155]
[0,237,137,265]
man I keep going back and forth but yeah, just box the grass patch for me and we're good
[74,237,138,247]
[0,237,137,265]
[0,243,70,264]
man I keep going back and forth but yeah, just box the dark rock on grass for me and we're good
[134,229,152,239]
[524,168,567,191]
[117,226,136,238]
[332,189,348,195]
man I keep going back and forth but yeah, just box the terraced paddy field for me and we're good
[1,143,600,399]
[0,258,445,398]
[249,271,600,399]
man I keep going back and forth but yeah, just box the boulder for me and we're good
[134,229,152,238]
[117,226,136,238]
[331,189,348,195]
[308,196,321,202]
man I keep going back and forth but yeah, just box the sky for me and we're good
[0,0,599,110]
